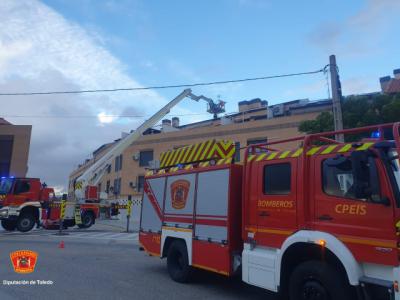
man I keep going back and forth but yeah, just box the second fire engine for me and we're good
[140,122,400,300]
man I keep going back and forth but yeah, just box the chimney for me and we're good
[394,69,400,80]
[162,119,171,131]
[172,117,180,128]
[380,76,391,92]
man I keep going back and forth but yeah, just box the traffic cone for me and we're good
[58,241,65,249]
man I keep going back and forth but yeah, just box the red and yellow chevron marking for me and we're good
[145,170,154,177]
[160,140,235,168]
[246,142,376,162]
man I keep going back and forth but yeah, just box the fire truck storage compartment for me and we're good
[140,164,243,275]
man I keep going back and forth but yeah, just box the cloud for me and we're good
[341,77,378,95]
[0,0,166,192]
[309,0,400,57]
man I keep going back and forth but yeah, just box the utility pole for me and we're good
[329,55,344,142]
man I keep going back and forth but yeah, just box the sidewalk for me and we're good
[96,208,140,232]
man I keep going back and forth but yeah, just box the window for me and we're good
[137,176,145,192]
[322,156,381,202]
[234,142,240,162]
[113,178,121,195]
[107,164,111,174]
[139,150,153,167]
[264,163,291,195]
[106,180,110,193]
[247,138,268,154]
[14,180,30,194]
[247,138,268,146]
[114,154,123,172]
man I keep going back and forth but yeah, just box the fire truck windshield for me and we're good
[0,178,13,195]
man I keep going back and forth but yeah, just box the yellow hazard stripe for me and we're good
[307,147,321,156]
[339,236,396,248]
[338,144,352,153]
[291,148,303,157]
[200,140,212,160]
[159,152,166,166]
[170,148,182,166]
[184,164,193,170]
[175,148,186,164]
[321,145,338,154]
[279,150,291,159]
[182,145,193,163]
[267,152,278,160]
[245,226,293,236]
[217,159,225,165]
[192,264,229,276]
[247,154,256,162]
[193,142,206,161]
[164,150,174,167]
[162,226,192,233]
[356,142,374,151]
[256,153,267,161]
[187,142,200,162]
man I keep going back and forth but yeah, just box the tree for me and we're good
[299,93,400,136]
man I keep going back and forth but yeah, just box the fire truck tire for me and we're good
[16,214,36,232]
[1,220,17,231]
[78,212,94,229]
[167,240,192,283]
[289,260,353,300]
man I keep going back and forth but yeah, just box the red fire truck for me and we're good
[0,177,99,232]
[140,123,400,300]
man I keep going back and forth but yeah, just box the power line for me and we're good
[0,113,210,119]
[0,68,325,96]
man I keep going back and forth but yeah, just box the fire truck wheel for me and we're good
[289,260,353,300]
[78,212,94,229]
[1,220,17,231]
[167,240,192,283]
[16,214,36,232]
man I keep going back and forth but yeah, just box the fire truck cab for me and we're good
[0,177,54,232]
[140,123,400,300]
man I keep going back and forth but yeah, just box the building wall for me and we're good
[69,112,322,201]
[0,124,32,177]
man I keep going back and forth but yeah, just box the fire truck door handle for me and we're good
[259,211,270,217]
[318,214,333,221]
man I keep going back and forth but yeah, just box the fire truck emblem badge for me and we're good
[10,250,38,274]
[171,180,190,209]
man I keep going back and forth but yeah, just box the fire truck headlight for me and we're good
[0,209,9,218]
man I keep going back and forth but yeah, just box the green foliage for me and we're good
[299,93,400,135]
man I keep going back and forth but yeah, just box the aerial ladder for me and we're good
[73,89,226,203]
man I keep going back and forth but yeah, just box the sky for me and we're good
[0,0,399,192]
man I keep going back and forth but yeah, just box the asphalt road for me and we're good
[0,225,276,300]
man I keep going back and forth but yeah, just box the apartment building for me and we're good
[0,118,32,178]
[68,98,331,203]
